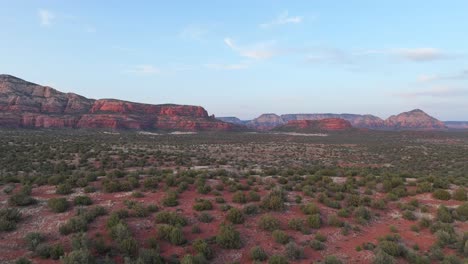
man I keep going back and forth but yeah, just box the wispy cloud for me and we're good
[204,63,249,70]
[127,65,161,75]
[260,11,303,28]
[224,38,279,60]
[393,48,450,62]
[38,9,55,26]
[417,70,468,82]
[395,86,468,98]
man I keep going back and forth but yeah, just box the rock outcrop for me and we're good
[384,109,447,131]
[273,118,354,133]
[216,117,247,126]
[281,113,385,129]
[245,114,285,130]
[0,74,240,131]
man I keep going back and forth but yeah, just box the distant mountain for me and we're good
[273,118,354,133]
[221,109,449,131]
[216,117,248,126]
[0,74,242,131]
[281,113,385,129]
[444,121,468,130]
[384,109,447,131]
[245,113,286,130]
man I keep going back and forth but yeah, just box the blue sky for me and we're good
[1,1,467,120]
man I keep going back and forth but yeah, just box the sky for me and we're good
[0,1,467,120]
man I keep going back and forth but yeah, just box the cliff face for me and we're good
[273,118,354,132]
[216,117,247,126]
[0,75,239,131]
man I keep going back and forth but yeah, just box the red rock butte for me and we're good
[0,74,241,131]
[275,118,354,132]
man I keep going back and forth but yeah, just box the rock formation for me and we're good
[0,74,240,131]
[273,118,354,132]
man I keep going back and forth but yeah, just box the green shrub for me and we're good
[193,199,213,211]
[261,189,286,211]
[61,249,95,264]
[25,232,44,251]
[310,239,325,250]
[49,244,64,260]
[169,227,186,245]
[216,223,242,249]
[259,214,280,231]
[433,189,451,201]
[56,183,73,195]
[35,243,51,258]
[198,212,213,223]
[136,249,164,264]
[0,208,21,231]
[15,257,32,264]
[226,208,245,224]
[155,211,187,226]
[243,204,260,215]
[162,191,179,207]
[8,193,36,206]
[232,191,247,204]
[301,202,320,215]
[193,239,213,259]
[453,188,467,201]
[437,205,453,223]
[74,196,93,206]
[306,214,321,229]
[250,246,268,261]
[284,241,304,260]
[287,218,305,231]
[47,198,69,213]
[272,229,290,245]
[323,255,344,264]
[268,254,288,264]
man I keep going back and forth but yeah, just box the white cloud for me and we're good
[396,86,468,98]
[38,9,55,26]
[260,11,303,28]
[224,38,278,60]
[127,65,161,75]
[394,48,448,62]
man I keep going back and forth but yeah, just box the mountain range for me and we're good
[0,74,465,132]
[218,109,454,131]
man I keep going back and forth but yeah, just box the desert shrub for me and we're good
[74,195,93,206]
[453,188,467,201]
[272,230,290,244]
[169,227,186,245]
[15,257,32,264]
[143,177,159,190]
[248,191,261,202]
[155,211,187,226]
[268,254,289,264]
[310,239,325,250]
[191,225,202,234]
[243,204,260,215]
[0,207,21,231]
[216,223,242,249]
[162,191,179,207]
[193,199,213,211]
[135,249,164,264]
[323,255,343,264]
[455,203,468,221]
[371,199,387,210]
[378,240,403,257]
[56,183,73,195]
[226,208,245,224]
[306,214,321,229]
[47,198,69,213]
[437,205,453,223]
[180,254,207,264]
[327,214,343,227]
[232,191,247,204]
[61,249,95,264]
[193,239,213,259]
[258,214,280,231]
[355,206,372,224]
[197,185,211,195]
[433,189,451,200]
[120,237,138,257]
[8,192,36,206]
[131,191,144,198]
[59,217,87,235]
[198,212,214,223]
[261,189,286,211]
[250,246,268,261]
[49,244,64,260]
[300,202,320,215]
[35,243,51,258]
[402,210,417,221]
[288,218,305,231]
[284,241,304,260]
[25,232,44,251]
